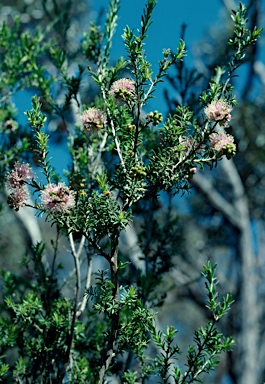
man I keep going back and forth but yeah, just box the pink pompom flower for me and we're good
[40,182,75,213]
[110,78,135,101]
[209,133,236,159]
[7,187,30,211]
[81,108,107,132]
[205,100,232,126]
[6,162,34,189]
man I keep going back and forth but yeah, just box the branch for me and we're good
[67,233,86,341]
[220,157,249,224]
[191,171,241,229]
[181,321,217,383]
[220,0,237,11]
[98,233,120,384]
[57,233,86,381]
[76,251,93,318]
[120,225,146,273]
[98,74,127,173]
[254,60,265,87]
[92,131,108,176]
[83,232,111,262]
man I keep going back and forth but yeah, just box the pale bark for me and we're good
[15,202,42,244]
[120,225,146,273]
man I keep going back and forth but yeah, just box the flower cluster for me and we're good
[7,188,30,211]
[205,100,232,126]
[110,78,135,102]
[40,182,75,213]
[6,162,34,211]
[7,163,33,189]
[81,107,107,132]
[209,133,236,159]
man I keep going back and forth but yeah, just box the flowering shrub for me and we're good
[0,0,261,383]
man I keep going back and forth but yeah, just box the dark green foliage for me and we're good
[0,0,261,383]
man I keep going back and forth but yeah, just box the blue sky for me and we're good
[91,0,222,60]
[90,0,223,112]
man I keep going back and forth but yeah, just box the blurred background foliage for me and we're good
[164,1,265,383]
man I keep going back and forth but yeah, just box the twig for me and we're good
[68,216,111,262]
[181,321,216,383]
[108,106,126,173]
[57,234,86,381]
[68,232,85,328]
[76,251,93,318]
[92,131,108,176]
[98,234,120,384]
[50,228,60,281]
[83,232,111,262]
[99,73,127,173]
[191,171,240,229]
